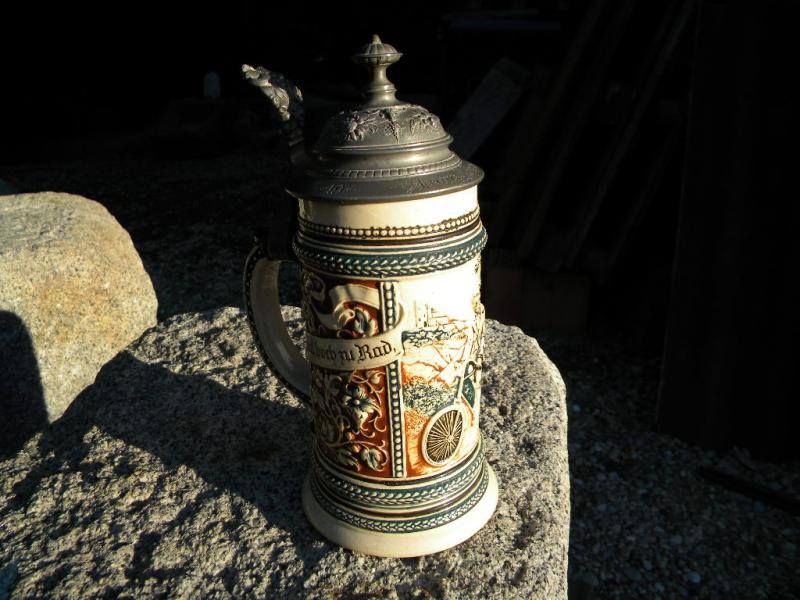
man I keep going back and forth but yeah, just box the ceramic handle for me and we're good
[243,237,310,403]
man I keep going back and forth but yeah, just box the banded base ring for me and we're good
[301,464,499,558]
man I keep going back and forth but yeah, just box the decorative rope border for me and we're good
[310,464,489,533]
[381,281,406,479]
[324,154,460,179]
[313,441,484,508]
[293,227,488,277]
[297,207,480,241]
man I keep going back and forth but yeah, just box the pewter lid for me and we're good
[287,35,483,202]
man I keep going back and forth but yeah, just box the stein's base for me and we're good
[302,465,499,558]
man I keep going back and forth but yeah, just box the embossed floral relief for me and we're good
[332,105,444,145]
[310,365,391,475]
[345,108,401,142]
[408,112,439,137]
[302,270,381,340]
[304,270,391,475]
[302,269,485,477]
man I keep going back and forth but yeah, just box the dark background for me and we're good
[2,0,798,460]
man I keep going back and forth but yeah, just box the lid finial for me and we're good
[351,35,403,107]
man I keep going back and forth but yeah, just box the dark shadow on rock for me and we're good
[0,311,47,457]
[8,349,327,596]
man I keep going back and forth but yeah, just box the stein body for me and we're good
[243,36,498,557]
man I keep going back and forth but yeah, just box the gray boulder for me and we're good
[0,192,158,454]
[0,306,569,599]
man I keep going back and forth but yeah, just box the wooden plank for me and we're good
[532,84,635,272]
[487,0,607,243]
[657,0,800,458]
[561,0,694,268]
[587,117,682,279]
[515,0,637,259]
[447,58,529,160]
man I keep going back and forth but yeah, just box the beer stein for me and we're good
[242,35,498,557]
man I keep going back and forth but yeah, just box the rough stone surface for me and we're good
[0,306,569,599]
[0,192,158,453]
[549,334,800,599]
[5,144,799,599]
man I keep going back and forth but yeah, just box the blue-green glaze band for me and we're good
[293,226,488,277]
[313,439,484,509]
[310,463,490,533]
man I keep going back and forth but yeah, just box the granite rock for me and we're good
[0,193,158,454]
[0,306,569,599]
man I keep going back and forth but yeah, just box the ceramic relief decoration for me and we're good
[242,35,498,557]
